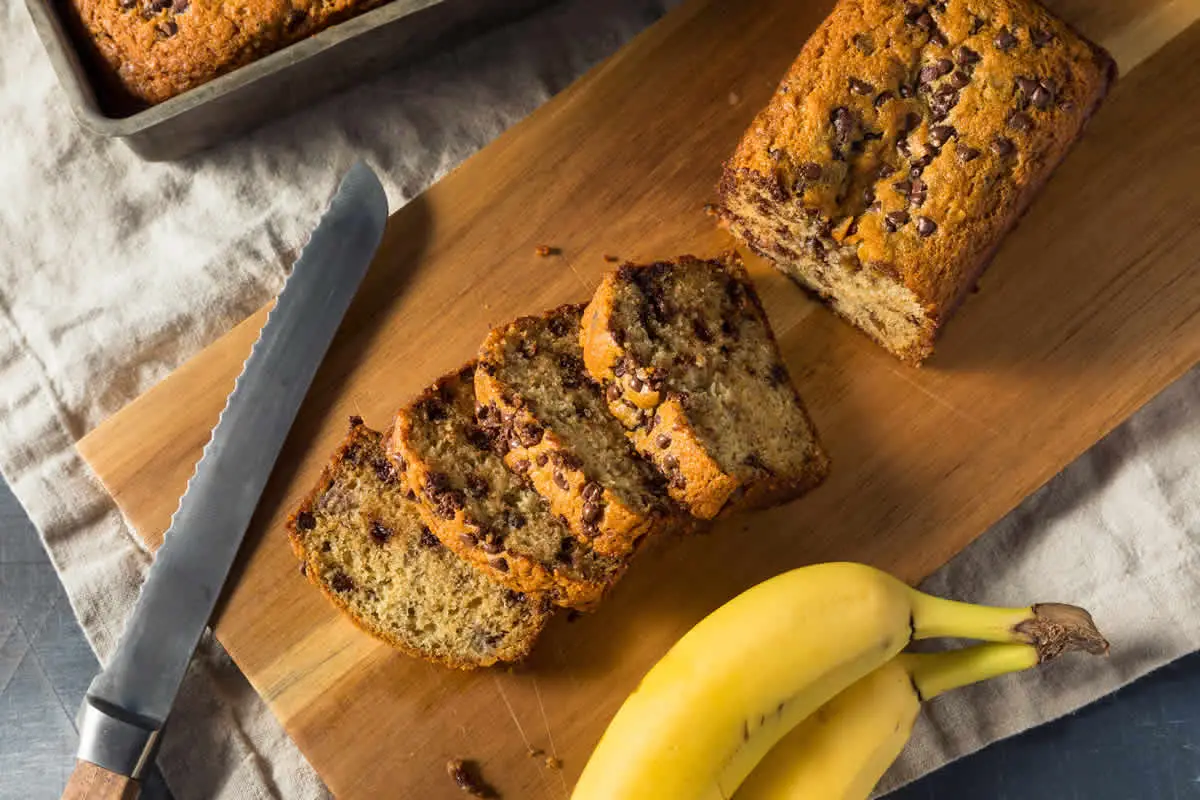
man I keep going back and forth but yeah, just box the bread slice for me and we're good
[286,419,551,669]
[475,305,682,556]
[580,253,830,518]
[389,364,627,610]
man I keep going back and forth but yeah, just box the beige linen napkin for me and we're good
[1,0,1196,797]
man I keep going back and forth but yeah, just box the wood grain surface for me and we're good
[78,0,1200,796]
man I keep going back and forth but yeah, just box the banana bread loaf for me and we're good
[65,0,392,105]
[475,305,683,556]
[580,253,829,518]
[718,0,1116,364]
[389,364,628,610]
[286,419,551,669]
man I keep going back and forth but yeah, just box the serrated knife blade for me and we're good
[68,162,388,796]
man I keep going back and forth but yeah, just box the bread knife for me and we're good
[63,162,388,800]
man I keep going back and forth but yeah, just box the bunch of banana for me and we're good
[572,562,1107,800]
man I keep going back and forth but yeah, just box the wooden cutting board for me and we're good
[78,0,1200,796]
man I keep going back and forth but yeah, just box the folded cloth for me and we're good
[0,0,1196,797]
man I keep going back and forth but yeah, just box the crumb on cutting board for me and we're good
[544,755,563,771]
[526,746,545,759]
[534,245,560,257]
[603,254,620,263]
[446,758,499,798]
[703,202,719,217]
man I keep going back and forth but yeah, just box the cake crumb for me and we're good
[446,758,498,798]
[526,746,545,759]
[534,245,559,257]
[544,755,563,771]
[703,203,719,217]
[603,254,620,263]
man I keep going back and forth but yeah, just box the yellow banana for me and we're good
[571,562,1106,800]
[734,643,1045,800]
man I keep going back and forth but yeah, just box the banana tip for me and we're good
[1018,603,1110,662]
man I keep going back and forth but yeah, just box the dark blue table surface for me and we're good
[2,474,1197,799]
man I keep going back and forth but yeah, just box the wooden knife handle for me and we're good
[62,761,139,800]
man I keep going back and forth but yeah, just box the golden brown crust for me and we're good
[67,0,391,105]
[475,305,679,558]
[284,421,549,669]
[389,369,623,610]
[581,252,830,518]
[718,0,1116,363]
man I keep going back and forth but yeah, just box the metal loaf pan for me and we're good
[26,0,551,160]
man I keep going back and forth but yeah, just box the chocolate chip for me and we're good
[581,502,603,526]
[553,470,569,491]
[831,106,855,145]
[852,32,875,54]
[320,541,332,553]
[898,83,913,99]
[862,186,876,205]
[874,91,894,108]
[149,0,170,11]
[849,78,874,95]
[662,454,679,470]
[909,178,927,207]
[929,87,959,120]
[846,218,859,236]
[628,373,644,392]
[299,562,307,576]
[505,590,525,606]
[1015,76,1039,99]
[581,481,603,502]
[877,163,896,179]
[284,7,306,30]
[902,112,921,134]
[956,46,981,66]
[458,532,478,548]
[490,558,509,573]
[171,0,188,11]
[893,178,913,196]
[368,521,393,544]
[949,70,970,89]
[915,11,934,31]
[918,64,941,84]
[936,58,953,76]
[155,19,177,37]
[516,421,543,447]
[884,210,910,232]
[605,383,621,403]
[535,453,549,468]
[770,363,789,385]
[513,458,531,475]
[373,458,397,485]
[330,572,354,592]
[119,0,136,9]
[799,161,822,181]
[296,511,316,531]
[547,315,571,337]
[503,509,526,530]
[929,28,948,47]
[418,527,440,549]
[958,145,981,163]
[995,27,1017,51]
[481,538,503,554]
[1031,84,1053,110]
[991,136,1015,157]
[1030,27,1053,47]
[970,15,985,34]
[929,124,955,147]
[916,216,937,236]
[903,2,923,23]
[655,433,672,449]
[1008,111,1033,132]
[465,474,489,498]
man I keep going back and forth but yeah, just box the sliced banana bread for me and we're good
[286,419,551,669]
[389,364,627,610]
[580,253,830,518]
[475,305,681,556]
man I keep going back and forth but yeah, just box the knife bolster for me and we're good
[76,696,162,780]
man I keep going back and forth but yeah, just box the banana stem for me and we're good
[897,643,1039,701]
[908,592,1110,661]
